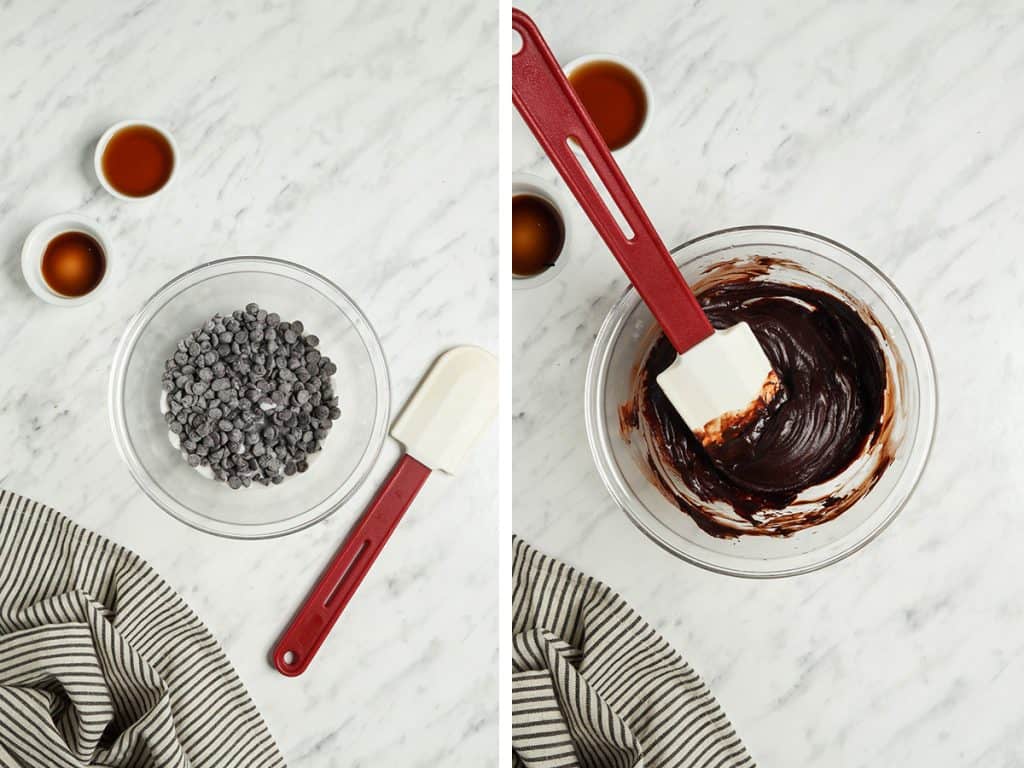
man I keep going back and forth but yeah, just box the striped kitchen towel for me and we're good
[512,537,755,768]
[0,489,286,767]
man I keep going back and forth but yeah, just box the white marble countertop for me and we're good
[0,1,496,765]
[513,1,1024,765]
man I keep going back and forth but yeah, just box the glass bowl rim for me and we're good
[584,224,938,578]
[108,255,391,540]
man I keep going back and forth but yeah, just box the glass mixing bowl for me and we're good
[109,257,390,539]
[585,226,936,577]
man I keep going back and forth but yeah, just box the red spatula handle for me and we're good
[272,454,432,676]
[511,9,712,354]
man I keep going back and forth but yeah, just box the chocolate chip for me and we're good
[162,305,339,490]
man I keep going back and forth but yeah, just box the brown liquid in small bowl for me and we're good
[512,194,565,277]
[101,125,175,197]
[41,231,106,297]
[568,60,648,151]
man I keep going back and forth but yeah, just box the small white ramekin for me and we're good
[562,53,654,153]
[21,213,114,306]
[512,172,574,291]
[94,119,178,201]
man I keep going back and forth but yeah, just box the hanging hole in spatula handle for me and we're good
[272,454,432,676]
[511,9,712,354]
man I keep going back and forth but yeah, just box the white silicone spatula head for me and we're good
[391,345,498,474]
[656,323,780,446]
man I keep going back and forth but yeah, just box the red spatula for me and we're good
[272,346,498,676]
[512,9,779,445]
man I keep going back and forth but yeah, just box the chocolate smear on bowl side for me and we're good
[622,259,897,538]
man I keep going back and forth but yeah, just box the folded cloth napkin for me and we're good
[0,490,286,767]
[512,537,755,768]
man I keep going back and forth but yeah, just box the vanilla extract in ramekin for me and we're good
[95,120,177,200]
[511,173,573,290]
[21,214,113,306]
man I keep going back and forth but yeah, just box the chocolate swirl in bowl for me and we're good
[620,258,899,538]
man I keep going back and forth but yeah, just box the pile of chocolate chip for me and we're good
[162,303,340,489]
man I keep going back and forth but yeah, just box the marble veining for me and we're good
[0,0,496,765]
[513,1,1024,766]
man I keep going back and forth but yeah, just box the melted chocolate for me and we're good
[627,277,890,538]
